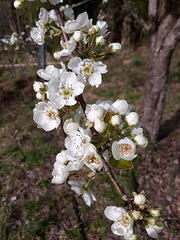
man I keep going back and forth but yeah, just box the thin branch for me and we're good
[72,0,91,8]
[55,7,68,42]
[102,158,129,202]
[123,0,150,31]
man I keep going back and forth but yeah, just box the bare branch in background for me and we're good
[72,0,91,8]
[123,0,150,31]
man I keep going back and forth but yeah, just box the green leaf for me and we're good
[92,140,106,149]
[109,157,133,170]
[104,112,112,124]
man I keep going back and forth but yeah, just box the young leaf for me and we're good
[109,157,133,170]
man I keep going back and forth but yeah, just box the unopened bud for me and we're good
[150,208,161,217]
[110,115,121,126]
[33,81,44,93]
[73,31,83,42]
[14,0,23,9]
[96,36,105,46]
[134,193,146,205]
[108,42,121,53]
[148,217,156,226]
[94,119,106,133]
[134,134,148,148]
[132,210,141,220]
[125,112,139,127]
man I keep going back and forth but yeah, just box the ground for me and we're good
[0,47,180,239]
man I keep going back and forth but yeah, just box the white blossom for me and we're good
[145,224,163,239]
[65,127,91,157]
[134,135,148,148]
[33,81,44,93]
[68,57,107,88]
[108,43,122,53]
[85,104,104,122]
[73,31,84,42]
[110,115,121,126]
[96,36,105,46]
[96,20,109,37]
[51,162,68,184]
[94,119,106,133]
[112,100,132,115]
[37,63,65,81]
[33,101,60,131]
[64,7,74,20]
[125,112,139,127]
[47,72,85,109]
[63,119,79,135]
[68,180,97,206]
[62,12,92,34]
[54,38,76,59]
[112,137,137,161]
[104,206,134,238]
[134,193,146,205]
[83,144,103,171]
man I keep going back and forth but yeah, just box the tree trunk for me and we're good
[143,36,173,144]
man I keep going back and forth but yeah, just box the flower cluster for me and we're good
[22,0,164,238]
[105,192,163,239]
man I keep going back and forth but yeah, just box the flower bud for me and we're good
[131,210,141,220]
[128,235,137,240]
[108,43,121,53]
[33,81,44,93]
[134,134,148,148]
[125,112,139,127]
[110,115,121,126]
[96,36,105,46]
[88,25,99,35]
[150,208,161,217]
[53,51,61,60]
[73,31,83,42]
[36,92,43,100]
[148,217,156,226]
[94,119,106,133]
[63,119,79,135]
[134,193,146,205]
[14,0,23,9]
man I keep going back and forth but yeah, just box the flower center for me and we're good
[60,85,73,100]
[119,144,133,155]
[81,64,93,77]
[88,154,100,164]
[119,214,131,227]
[46,110,57,120]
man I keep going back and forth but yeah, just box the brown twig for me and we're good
[55,7,68,42]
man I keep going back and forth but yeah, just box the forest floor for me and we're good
[0,46,180,240]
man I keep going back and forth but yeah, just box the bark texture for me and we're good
[123,0,180,144]
[143,0,180,144]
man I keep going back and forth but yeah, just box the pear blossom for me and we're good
[134,193,146,205]
[53,38,76,59]
[63,119,79,135]
[83,144,103,171]
[112,100,132,115]
[110,115,121,126]
[94,119,106,133]
[73,31,84,42]
[51,162,68,184]
[62,12,92,34]
[125,112,139,127]
[145,224,163,239]
[37,63,65,81]
[150,208,161,218]
[68,57,107,87]
[56,150,84,171]
[33,81,44,93]
[47,72,85,109]
[65,127,91,157]
[64,8,74,20]
[14,0,23,9]
[33,101,60,131]
[108,43,122,53]
[68,180,97,206]
[104,206,134,238]
[112,137,137,161]
[96,36,105,46]
[85,104,104,122]
[96,20,109,37]
[134,135,148,148]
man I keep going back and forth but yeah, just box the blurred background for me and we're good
[0,0,180,239]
